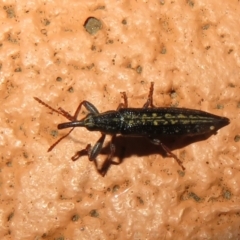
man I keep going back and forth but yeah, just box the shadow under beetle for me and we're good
[34,82,230,176]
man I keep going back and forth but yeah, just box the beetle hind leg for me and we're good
[148,138,185,171]
[117,92,128,110]
[143,82,155,108]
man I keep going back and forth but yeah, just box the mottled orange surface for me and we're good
[0,1,240,239]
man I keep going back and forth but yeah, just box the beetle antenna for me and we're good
[34,97,73,121]
[48,128,74,152]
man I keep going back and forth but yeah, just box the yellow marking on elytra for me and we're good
[165,113,172,118]
[170,120,178,124]
[152,113,157,117]
[128,120,134,125]
[178,119,212,124]
[153,120,158,125]
[210,126,215,130]
[181,120,191,124]
[178,114,188,118]
[189,115,211,120]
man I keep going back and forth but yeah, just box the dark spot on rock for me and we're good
[89,209,99,218]
[223,190,231,200]
[234,135,240,142]
[50,130,58,138]
[136,65,142,74]
[72,214,79,222]
[122,19,127,25]
[84,17,102,35]
[68,86,74,93]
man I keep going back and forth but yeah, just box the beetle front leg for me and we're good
[72,134,106,160]
[148,138,185,171]
[59,100,99,121]
[87,134,106,162]
[71,144,91,161]
[71,134,107,174]
[73,134,118,176]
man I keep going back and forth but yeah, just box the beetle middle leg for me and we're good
[72,134,118,176]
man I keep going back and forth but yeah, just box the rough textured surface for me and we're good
[0,0,239,239]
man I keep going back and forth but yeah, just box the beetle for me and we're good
[34,82,230,176]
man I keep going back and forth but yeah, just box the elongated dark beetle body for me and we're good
[59,107,228,136]
[34,82,230,176]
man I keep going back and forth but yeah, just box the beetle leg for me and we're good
[99,135,117,176]
[117,92,128,110]
[71,134,108,174]
[88,134,106,161]
[72,134,106,160]
[71,144,91,161]
[148,138,185,171]
[74,100,99,118]
[58,100,99,121]
[143,82,155,108]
